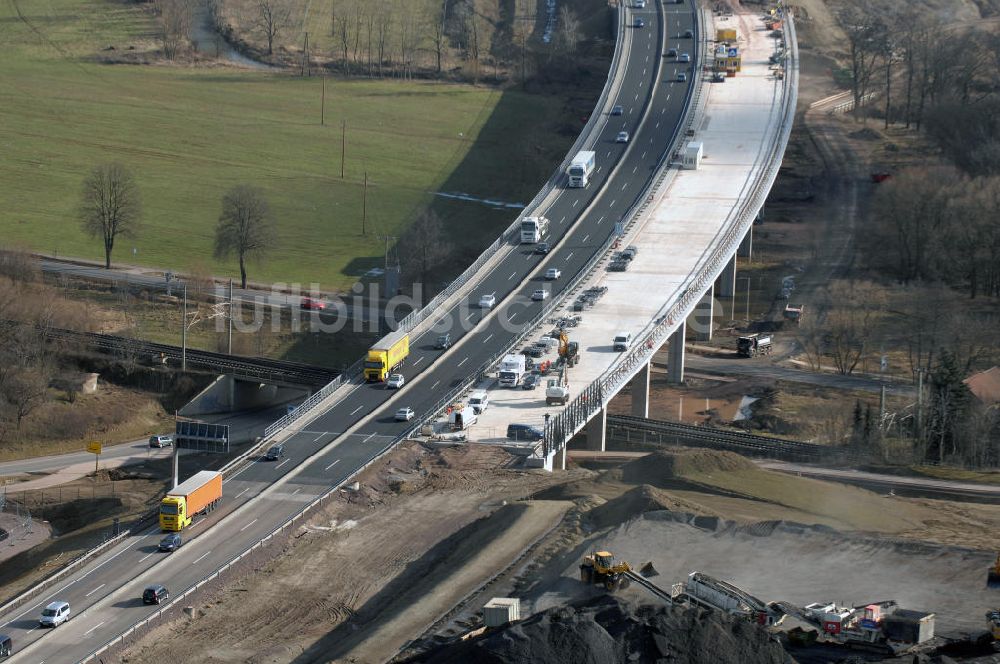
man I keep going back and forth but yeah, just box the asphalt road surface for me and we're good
[12,4,698,660]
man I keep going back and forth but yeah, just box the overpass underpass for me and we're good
[419,5,798,470]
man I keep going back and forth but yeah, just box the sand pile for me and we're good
[619,449,754,488]
[402,595,791,664]
[587,485,704,529]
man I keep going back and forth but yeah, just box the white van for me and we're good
[468,390,489,414]
[613,332,633,351]
[39,601,70,628]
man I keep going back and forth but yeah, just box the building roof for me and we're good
[964,366,1000,405]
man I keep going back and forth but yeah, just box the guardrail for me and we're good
[261,357,365,439]
[544,10,799,457]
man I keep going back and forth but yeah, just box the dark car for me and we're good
[158,533,182,552]
[434,333,451,350]
[622,245,639,260]
[0,634,12,657]
[683,28,693,38]
[610,104,624,116]
[666,48,677,58]
[506,423,544,442]
[265,444,285,461]
[142,584,169,605]
[522,346,545,359]
[522,374,540,390]
[535,242,550,255]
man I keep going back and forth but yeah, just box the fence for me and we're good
[544,11,800,457]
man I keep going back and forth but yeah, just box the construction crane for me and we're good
[580,551,633,591]
[988,554,1000,588]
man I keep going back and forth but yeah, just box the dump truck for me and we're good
[580,551,633,591]
[783,303,804,323]
[364,329,410,382]
[160,470,222,531]
[737,333,772,358]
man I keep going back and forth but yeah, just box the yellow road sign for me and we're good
[87,441,102,455]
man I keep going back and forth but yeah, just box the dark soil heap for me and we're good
[402,595,792,664]
[619,448,754,488]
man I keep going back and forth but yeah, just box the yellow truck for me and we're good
[160,470,223,531]
[364,330,410,382]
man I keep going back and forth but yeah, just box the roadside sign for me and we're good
[87,441,102,455]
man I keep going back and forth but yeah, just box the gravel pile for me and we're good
[403,595,793,664]
[619,449,754,488]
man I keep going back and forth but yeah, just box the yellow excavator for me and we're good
[580,551,632,591]
[558,330,578,368]
[989,554,1000,588]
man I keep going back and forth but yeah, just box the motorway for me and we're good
[9,3,697,661]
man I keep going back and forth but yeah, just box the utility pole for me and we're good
[916,367,925,444]
[341,120,346,178]
[362,171,368,235]
[181,284,187,372]
[321,76,326,125]
[227,279,234,355]
[302,32,311,77]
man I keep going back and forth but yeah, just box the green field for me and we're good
[0,0,578,290]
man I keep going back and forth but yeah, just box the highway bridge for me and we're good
[5,2,798,660]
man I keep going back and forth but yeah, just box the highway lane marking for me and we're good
[235,487,250,500]
[572,199,579,208]
[597,216,605,224]
[606,150,612,157]
[313,432,326,442]
[509,312,518,322]
[621,182,628,191]
[192,551,212,565]
[364,433,377,443]
[239,518,258,532]
[655,122,660,129]
[485,334,493,342]
[83,621,106,637]
[643,68,646,76]
[565,252,574,261]
[583,234,590,243]
[610,199,617,208]
[634,93,639,101]
[275,459,291,470]
[84,584,105,597]
[466,312,476,322]
[661,107,666,114]
[458,357,469,366]
[325,459,340,471]
[508,271,516,280]
[139,552,154,563]
[642,151,647,159]
[292,488,301,495]
[412,356,424,366]
[351,405,364,415]
[559,215,566,223]
[632,165,638,174]
[432,381,440,389]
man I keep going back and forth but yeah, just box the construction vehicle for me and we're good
[783,303,804,323]
[364,329,410,382]
[498,354,527,387]
[580,551,633,591]
[557,330,578,368]
[160,471,222,531]
[988,553,1000,588]
[674,572,781,625]
[545,370,570,405]
[737,333,772,358]
[987,609,1000,640]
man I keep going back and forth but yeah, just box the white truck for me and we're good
[568,150,596,188]
[498,354,527,387]
[449,405,478,430]
[520,216,550,244]
[545,378,569,405]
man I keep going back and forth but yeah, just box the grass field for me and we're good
[0,0,580,290]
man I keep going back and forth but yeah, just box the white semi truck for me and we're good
[520,216,550,244]
[568,151,596,188]
[498,354,527,387]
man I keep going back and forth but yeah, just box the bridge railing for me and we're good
[544,11,799,456]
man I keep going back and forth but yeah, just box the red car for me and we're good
[300,297,325,311]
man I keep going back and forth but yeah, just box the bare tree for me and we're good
[842,5,886,117]
[824,281,885,375]
[430,1,447,75]
[156,0,194,59]
[2,368,50,431]
[78,163,142,269]
[213,185,277,289]
[376,10,392,77]
[555,6,583,57]
[253,0,291,56]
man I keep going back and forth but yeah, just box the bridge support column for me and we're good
[688,285,714,342]
[667,321,686,384]
[586,407,607,452]
[717,254,736,299]
[630,362,650,418]
[553,445,566,471]
[737,226,753,260]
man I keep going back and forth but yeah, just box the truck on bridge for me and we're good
[364,330,410,382]
[520,216,550,244]
[499,354,527,387]
[568,150,596,188]
[160,470,223,531]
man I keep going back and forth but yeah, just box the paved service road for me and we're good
[13,4,698,660]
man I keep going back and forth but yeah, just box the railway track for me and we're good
[605,414,844,462]
[45,327,338,386]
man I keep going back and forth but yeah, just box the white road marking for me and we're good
[312,432,325,442]
[583,234,590,243]
[565,252,574,261]
[467,313,476,321]
[192,551,211,565]
[84,584,105,597]
[235,487,249,500]
[292,488,301,495]
[413,356,424,366]
[364,433,377,443]
[509,312,518,322]
[632,165,638,174]
[458,357,468,367]
[573,199,579,208]
[239,519,258,532]
[275,458,290,470]
[622,182,628,191]
[559,215,566,223]
[350,405,363,415]
[597,216,605,224]
[642,151,647,159]
[324,459,340,471]
[655,122,660,129]
[84,621,106,637]
[139,553,154,563]
[607,150,612,157]
[509,271,516,280]
[432,381,440,389]
[610,199,617,208]
[485,334,493,342]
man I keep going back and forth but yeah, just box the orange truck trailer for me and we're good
[160,470,223,531]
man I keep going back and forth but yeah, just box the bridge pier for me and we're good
[716,254,736,299]
[630,362,650,418]
[737,226,753,260]
[689,285,714,342]
[667,321,686,384]
[553,445,566,471]
[586,407,607,452]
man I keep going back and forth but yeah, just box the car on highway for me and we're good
[479,292,496,308]
[149,434,173,448]
[142,584,169,605]
[159,533,182,552]
[611,104,624,116]
[395,407,415,422]
[0,634,11,657]
[531,289,549,301]
[616,130,630,143]
[634,18,644,28]
[683,28,693,38]
[39,601,70,628]
[545,268,561,280]
[635,0,646,7]
[677,72,688,82]
[265,443,285,461]
[300,297,325,311]
[666,48,677,58]
[434,333,451,350]
[522,373,540,390]
[386,373,405,389]
[679,53,690,63]
[535,242,550,255]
